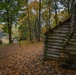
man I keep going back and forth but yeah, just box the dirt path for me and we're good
[0,42,76,75]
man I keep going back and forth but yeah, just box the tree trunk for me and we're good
[7,17,12,43]
[67,0,70,14]
[28,9,33,43]
[35,11,39,40]
[34,20,38,39]
[8,24,12,43]
[48,0,51,28]
[54,1,58,26]
[7,15,12,43]
[37,0,41,41]
[7,10,12,43]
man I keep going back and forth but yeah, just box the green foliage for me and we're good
[2,25,8,34]
[18,24,28,40]
[0,0,72,42]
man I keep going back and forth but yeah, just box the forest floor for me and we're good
[0,42,76,75]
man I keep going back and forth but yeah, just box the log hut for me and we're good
[44,2,76,69]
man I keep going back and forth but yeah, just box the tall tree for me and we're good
[29,1,39,39]
[48,0,51,27]
[37,0,41,41]
[0,0,27,43]
[42,9,49,31]
[54,0,58,26]
[27,7,33,43]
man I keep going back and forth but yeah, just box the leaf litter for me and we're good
[0,42,76,75]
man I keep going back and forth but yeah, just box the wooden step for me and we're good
[69,52,76,55]
[47,43,62,47]
[46,56,59,60]
[69,42,76,45]
[48,39,62,43]
[71,38,76,41]
[70,39,76,42]
[47,45,63,49]
[47,45,62,48]
[65,46,76,51]
[47,54,59,58]
[47,48,60,52]
[48,33,67,37]
[48,37,69,41]
[48,36,64,40]
[58,23,70,28]
[54,30,69,34]
[48,43,61,46]
[57,27,69,30]
[72,36,76,39]
[47,51,60,55]
[73,33,76,36]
